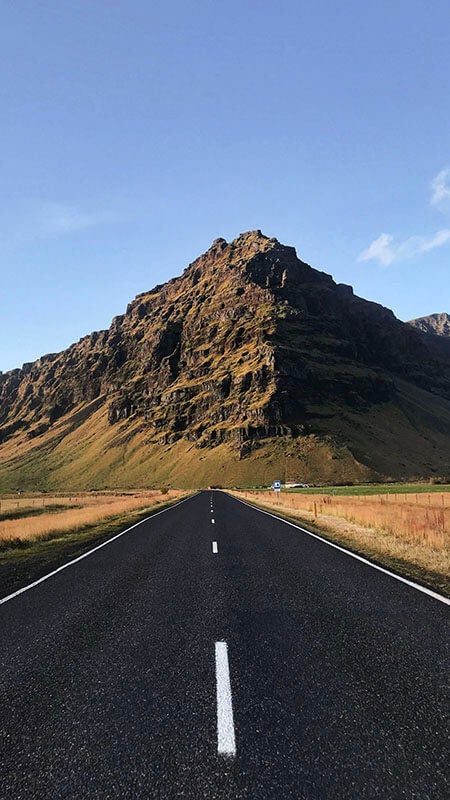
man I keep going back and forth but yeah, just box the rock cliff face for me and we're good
[408,312,450,338]
[0,230,449,487]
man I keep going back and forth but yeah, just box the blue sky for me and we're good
[1,0,449,372]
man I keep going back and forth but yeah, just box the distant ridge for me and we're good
[408,312,450,338]
[0,230,449,489]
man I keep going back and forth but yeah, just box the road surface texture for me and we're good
[0,491,448,799]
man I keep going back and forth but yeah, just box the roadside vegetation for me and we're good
[233,489,449,596]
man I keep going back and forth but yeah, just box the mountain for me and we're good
[408,312,450,338]
[1,230,449,489]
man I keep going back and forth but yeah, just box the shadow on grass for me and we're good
[0,504,77,524]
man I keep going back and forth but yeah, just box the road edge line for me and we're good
[0,494,196,606]
[229,494,450,606]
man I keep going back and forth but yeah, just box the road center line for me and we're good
[215,641,236,756]
[212,541,218,553]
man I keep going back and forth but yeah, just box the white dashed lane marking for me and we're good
[215,642,236,757]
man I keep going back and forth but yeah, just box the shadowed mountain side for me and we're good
[0,230,449,489]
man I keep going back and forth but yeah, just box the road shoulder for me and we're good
[228,492,450,598]
[0,495,193,599]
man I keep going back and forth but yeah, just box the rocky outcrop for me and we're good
[408,312,450,338]
[1,230,449,462]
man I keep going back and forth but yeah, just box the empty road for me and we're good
[0,491,448,799]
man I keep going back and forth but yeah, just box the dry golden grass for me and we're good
[0,490,184,545]
[241,491,448,546]
[0,492,149,513]
[0,494,97,513]
[235,490,449,587]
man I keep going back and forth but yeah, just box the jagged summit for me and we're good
[408,312,450,338]
[0,231,449,489]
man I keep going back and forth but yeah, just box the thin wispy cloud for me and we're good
[358,229,450,268]
[0,201,116,250]
[37,202,108,237]
[358,168,450,267]
[430,168,450,209]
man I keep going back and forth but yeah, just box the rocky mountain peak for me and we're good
[0,232,449,488]
[408,312,450,338]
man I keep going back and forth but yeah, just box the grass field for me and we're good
[276,482,450,496]
[0,504,78,523]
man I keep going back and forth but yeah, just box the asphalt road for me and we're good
[0,491,448,799]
